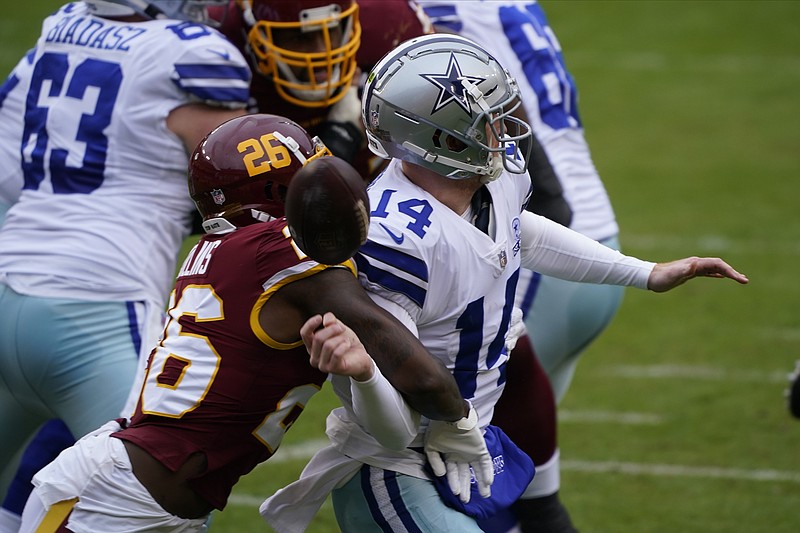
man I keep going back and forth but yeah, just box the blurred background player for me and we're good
[19,113,488,533]
[0,1,250,530]
[418,1,625,530]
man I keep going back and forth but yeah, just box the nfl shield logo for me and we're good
[498,250,507,268]
[211,188,225,205]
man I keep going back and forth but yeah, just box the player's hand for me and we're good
[424,402,494,503]
[647,257,749,292]
[504,307,526,351]
[301,312,374,381]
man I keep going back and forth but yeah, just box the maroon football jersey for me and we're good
[113,220,351,510]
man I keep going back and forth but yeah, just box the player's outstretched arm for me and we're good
[647,257,749,292]
[519,211,749,291]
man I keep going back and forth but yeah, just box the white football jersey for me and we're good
[0,3,250,303]
[419,0,618,241]
[0,51,33,208]
[355,159,532,429]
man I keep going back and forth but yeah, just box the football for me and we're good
[285,156,370,265]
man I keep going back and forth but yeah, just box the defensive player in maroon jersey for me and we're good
[214,0,431,178]
[18,115,491,532]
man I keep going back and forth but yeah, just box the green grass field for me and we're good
[3,1,799,532]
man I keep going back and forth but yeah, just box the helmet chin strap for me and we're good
[202,209,275,235]
[251,209,276,223]
[202,217,237,234]
[483,154,504,183]
[401,141,505,182]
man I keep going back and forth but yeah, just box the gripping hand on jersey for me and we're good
[424,401,494,502]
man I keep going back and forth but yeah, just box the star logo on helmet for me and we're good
[420,52,485,116]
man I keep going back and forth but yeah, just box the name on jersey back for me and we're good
[45,14,146,52]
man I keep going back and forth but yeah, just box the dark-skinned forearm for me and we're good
[349,310,467,422]
[295,269,467,421]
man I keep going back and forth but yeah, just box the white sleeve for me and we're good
[365,290,420,337]
[349,291,421,450]
[519,211,655,289]
[351,360,421,450]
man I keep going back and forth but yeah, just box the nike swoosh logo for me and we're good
[207,48,231,61]
[379,223,404,245]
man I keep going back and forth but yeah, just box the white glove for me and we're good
[504,306,526,351]
[424,402,494,503]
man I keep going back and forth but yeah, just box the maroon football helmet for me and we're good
[189,113,331,231]
[236,0,360,108]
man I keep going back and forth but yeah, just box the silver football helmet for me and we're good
[362,33,532,181]
[85,0,227,25]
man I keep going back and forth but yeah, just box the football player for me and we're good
[0,0,250,530]
[19,113,488,532]
[260,34,748,532]
[213,0,432,177]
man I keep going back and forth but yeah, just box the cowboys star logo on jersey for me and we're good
[420,52,486,116]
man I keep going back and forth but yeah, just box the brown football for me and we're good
[285,156,370,265]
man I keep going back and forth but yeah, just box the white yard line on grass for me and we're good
[229,458,800,508]
[605,364,788,383]
[621,233,800,256]
[560,460,800,484]
[565,51,800,77]
[227,439,800,508]
[559,410,663,425]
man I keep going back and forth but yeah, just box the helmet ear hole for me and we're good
[276,184,288,203]
[432,129,442,149]
[445,135,468,153]
[263,182,289,202]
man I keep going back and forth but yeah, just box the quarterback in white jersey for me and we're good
[261,33,747,533]
[0,1,249,528]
